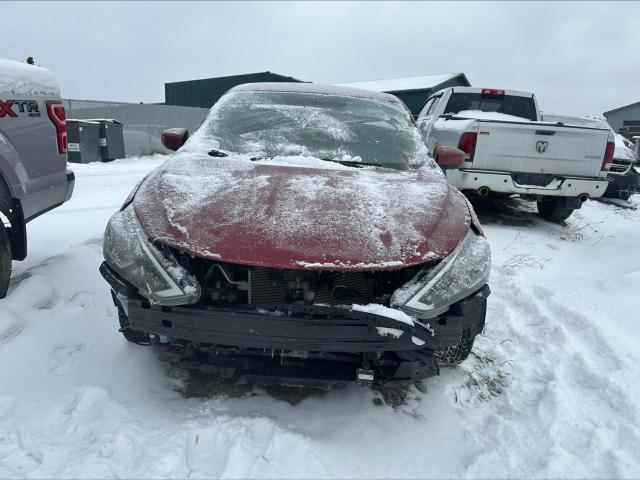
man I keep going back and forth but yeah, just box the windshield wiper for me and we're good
[208,149,228,158]
[321,158,381,168]
[247,156,382,168]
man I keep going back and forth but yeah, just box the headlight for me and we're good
[103,205,201,305]
[391,229,490,318]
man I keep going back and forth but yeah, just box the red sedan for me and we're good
[100,83,491,386]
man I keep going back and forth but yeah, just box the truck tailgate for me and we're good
[471,121,609,177]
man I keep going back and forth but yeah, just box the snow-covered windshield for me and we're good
[193,90,428,168]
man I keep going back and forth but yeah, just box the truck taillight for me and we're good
[457,132,477,161]
[46,100,67,154]
[481,88,505,96]
[601,141,615,171]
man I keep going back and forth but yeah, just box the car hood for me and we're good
[133,155,471,271]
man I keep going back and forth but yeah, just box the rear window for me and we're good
[444,92,537,121]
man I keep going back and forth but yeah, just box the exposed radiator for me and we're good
[248,268,288,304]
[312,272,373,304]
[249,268,373,305]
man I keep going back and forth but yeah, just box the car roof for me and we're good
[450,86,534,98]
[230,82,408,113]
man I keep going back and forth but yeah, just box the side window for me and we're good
[417,98,435,124]
[426,96,440,115]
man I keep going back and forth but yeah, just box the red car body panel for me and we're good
[133,155,471,271]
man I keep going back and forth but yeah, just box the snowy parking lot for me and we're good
[1,155,639,478]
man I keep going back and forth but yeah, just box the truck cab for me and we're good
[417,87,614,221]
[0,58,75,297]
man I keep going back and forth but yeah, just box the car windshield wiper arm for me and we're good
[208,149,228,158]
[320,158,380,168]
[247,156,381,168]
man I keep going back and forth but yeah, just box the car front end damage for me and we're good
[100,204,491,386]
[604,159,640,200]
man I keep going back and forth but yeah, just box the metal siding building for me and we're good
[165,71,304,108]
[63,99,209,156]
[337,73,471,116]
[604,101,640,139]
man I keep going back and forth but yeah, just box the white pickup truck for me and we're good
[416,87,615,221]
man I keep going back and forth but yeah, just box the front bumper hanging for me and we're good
[101,261,489,385]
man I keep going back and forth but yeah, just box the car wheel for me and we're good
[434,329,474,366]
[0,223,11,299]
[117,306,151,344]
[536,197,575,222]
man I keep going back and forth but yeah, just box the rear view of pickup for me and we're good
[417,87,614,221]
[0,58,75,297]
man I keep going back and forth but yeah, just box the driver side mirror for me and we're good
[434,145,465,169]
[161,128,189,151]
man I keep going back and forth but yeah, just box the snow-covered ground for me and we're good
[1,155,639,479]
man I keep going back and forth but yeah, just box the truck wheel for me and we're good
[434,330,474,366]
[536,197,575,222]
[117,307,151,345]
[0,223,10,299]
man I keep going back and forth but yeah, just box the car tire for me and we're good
[536,197,575,222]
[0,223,11,299]
[117,307,151,344]
[434,329,474,366]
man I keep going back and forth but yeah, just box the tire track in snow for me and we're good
[465,264,640,477]
[0,309,23,346]
[0,385,330,479]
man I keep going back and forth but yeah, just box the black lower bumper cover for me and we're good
[65,170,76,202]
[605,168,640,199]
[101,262,489,385]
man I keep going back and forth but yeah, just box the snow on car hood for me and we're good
[132,154,471,271]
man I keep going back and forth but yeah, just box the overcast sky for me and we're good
[2,1,638,115]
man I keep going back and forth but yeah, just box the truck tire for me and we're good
[117,307,151,345]
[0,223,11,299]
[536,197,575,222]
[434,329,474,366]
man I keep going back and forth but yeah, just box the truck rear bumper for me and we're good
[446,169,609,198]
